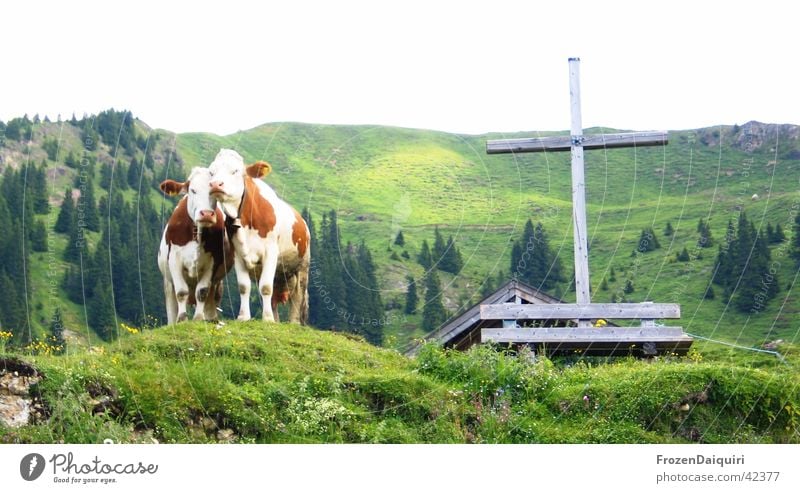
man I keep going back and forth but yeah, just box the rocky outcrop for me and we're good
[0,358,42,429]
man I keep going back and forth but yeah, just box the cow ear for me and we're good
[159,180,187,196]
[246,161,272,179]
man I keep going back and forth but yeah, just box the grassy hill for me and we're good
[2,321,798,444]
[175,121,800,350]
[3,115,800,356]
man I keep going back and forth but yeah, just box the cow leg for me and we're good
[234,254,253,321]
[291,265,310,325]
[193,268,214,321]
[203,281,221,321]
[168,254,190,322]
[258,244,279,322]
[163,277,178,325]
[286,274,301,324]
[271,295,280,323]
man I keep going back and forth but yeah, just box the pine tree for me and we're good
[127,157,141,189]
[704,285,715,300]
[404,276,418,314]
[677,247,690,262]
[432,226,446,263]
[664,221,674,236]
[623,279,634,294]
[417,240,433,269]
[637,227,660,252]
[697,219,714,248]
[50,307,66,354]
[80,180,100,232]
[766,223,775,243]
[609,266,616,282]
[511,220,563,291]
[713,212,779,312]
[422,270,448,331]
[63,265,86,304]
[394,230,405,246]
[440,235,464,274]
[30,219,48,252]
[775,224,786,243]
[54,188,74,233]
[88,281,116,341]
[480,273,495,298]
[31,161,50,214]
[600,278,609,291]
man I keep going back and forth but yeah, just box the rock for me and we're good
[0,360,42,428]
[216,429,236,443]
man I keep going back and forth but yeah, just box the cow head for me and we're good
[207,148,273,218]
[207,149,246,219]
[160,167,218,227]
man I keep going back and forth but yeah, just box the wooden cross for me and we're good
[487,58,668,327]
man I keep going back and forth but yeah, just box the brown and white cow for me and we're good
[158,167,234,323]
[206,149,310,323]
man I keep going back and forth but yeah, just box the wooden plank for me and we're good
[481,327,691,344]
[480,302,681,320]
[569,58,591,315]
[486,131,669,154]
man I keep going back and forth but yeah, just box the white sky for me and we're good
[2,0,797,135]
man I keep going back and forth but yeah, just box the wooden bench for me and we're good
[479,302,692,356]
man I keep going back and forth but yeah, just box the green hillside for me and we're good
[2,114,800,357]
[2,321,798,444]
[175,121,800,350]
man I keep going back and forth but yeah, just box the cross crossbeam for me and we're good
[486,131,668,154]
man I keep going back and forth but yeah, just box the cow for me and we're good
[158,167,234,324]
[206,149,310,323]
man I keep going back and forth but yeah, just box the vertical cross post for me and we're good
[568,58,592,326]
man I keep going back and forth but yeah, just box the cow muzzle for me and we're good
[209,181,225,195]
[197,209,216,225]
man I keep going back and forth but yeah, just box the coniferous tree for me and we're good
[394,230,405,246]
[63,265,86,304]
[54,188,74,233]
[774,224,786,243]
[677,247,690,262]
[440,235,464,274]
[63,211,89,263]
[600,278,609,291]
[30,219,48,252]
[31,161,50,214]
[623,279,634,294]
[404,275,418,314]
[712,211,778,312]
[127,157,141,189]
[697,219,714,248]
[432,226,446,263]
[609,266,616,282]
[766,223,775,243]
[636,227,661,252]
[422,270,448,331]
[417,240,433,269]
[664,221,674,236]
[88,280,116,341]
[64,151,78,168]
[511,220,563,291]
[50,307,66,354]
[79,179,100,232]
[480,273,496,298]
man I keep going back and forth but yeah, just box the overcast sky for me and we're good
[2,0,797,136]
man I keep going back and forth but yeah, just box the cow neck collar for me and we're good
[224,175,247,234]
